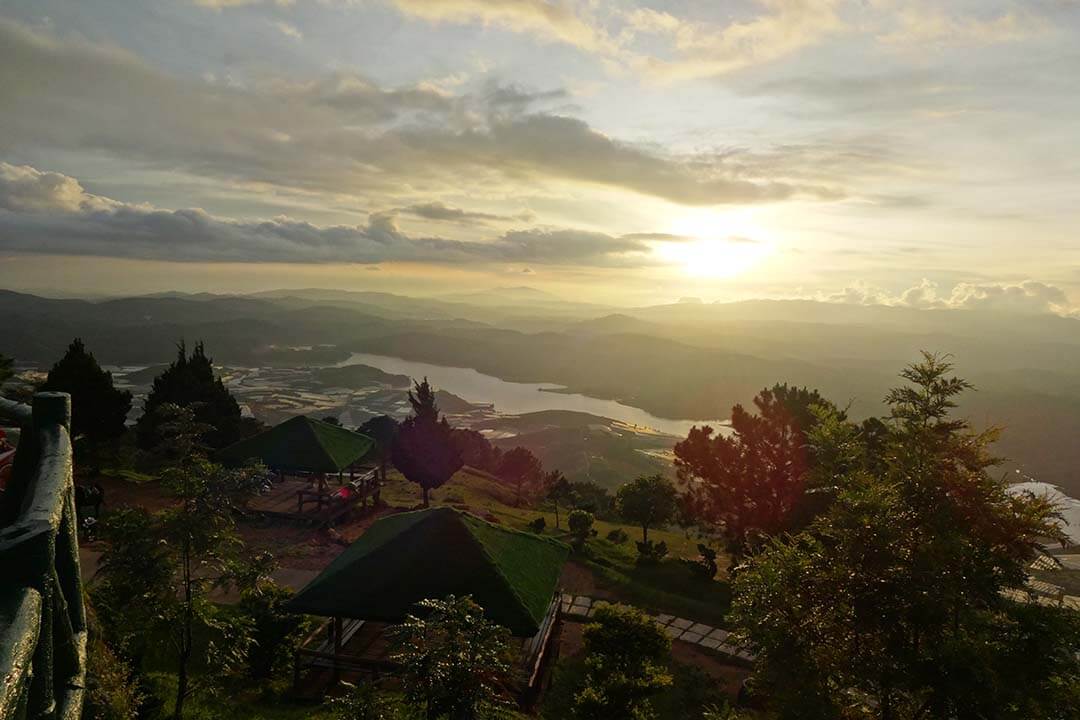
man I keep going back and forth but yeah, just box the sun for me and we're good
[653,209,772,279]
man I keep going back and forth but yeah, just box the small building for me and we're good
[286,506,569,702]
[217,415,376,524]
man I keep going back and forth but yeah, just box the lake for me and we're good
[336,352,730,437]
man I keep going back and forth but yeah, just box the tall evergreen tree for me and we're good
[731,354,1078,720]
[136,341,247,450]
[392,378,462,507]
[41,338,132,441]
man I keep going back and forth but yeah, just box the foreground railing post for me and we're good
[0,391,85,720]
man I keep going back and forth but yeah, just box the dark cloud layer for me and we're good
[0,162,658,267]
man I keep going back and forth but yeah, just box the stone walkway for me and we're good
[560,594,757,665]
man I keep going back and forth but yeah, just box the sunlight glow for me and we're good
[653,210,772,278]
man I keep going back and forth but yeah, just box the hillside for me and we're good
[4,289,1080,495]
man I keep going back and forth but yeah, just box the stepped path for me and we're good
[559,593,757,666]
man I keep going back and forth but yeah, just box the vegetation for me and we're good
[392,378,464,506]
[616,473,678,545]
[389,595,513,720]
[674,384,839,567]
[545,470,573,529]
[136,341,253,450]
[97,405,262,719]
[0,353,14,385]
[498,445,543,506]
[568,509,595,552]
[40,338,132,441]
[731,354,1080,719]
[358,414,399,483]
[572,602,673,720]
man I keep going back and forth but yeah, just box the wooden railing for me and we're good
[0,392,86,720]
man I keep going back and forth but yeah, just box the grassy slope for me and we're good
[380,468,733,627]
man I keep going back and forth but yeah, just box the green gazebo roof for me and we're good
[286,507,569,636]
[216,415,374,474]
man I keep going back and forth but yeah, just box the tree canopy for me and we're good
[498,446,543,506]
[392,378,463,507]
[730,354,1078,720]
[358,414,400,482]
[40,338,132,441]
[674,383,840,564]
[136,341,249,450]
[615,473,677,544]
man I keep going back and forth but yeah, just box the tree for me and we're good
[674,384,839,566]
[390,595,512,720]
[359,415,400,484]
[450,428,502,472]
[730,354,1077,720]
[97,405,259,719]
[573,603,672,720]
[545,470,574,529]
[498,445,542,506]
[568,481,613,518]
[392,379,463,507]
[136,340,250,450]
[40,338,132,441]
[615,474,678,545]
[568,509,594,552]
[237,576,306,681]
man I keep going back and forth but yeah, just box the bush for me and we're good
[528,516,547,534]
[573,603,672,720]
[83,593,142,720]
[635,539,668,564]
[238,581,307,680]
[681,544,718,581]
[568,510,595,552]
[606,528,629,544]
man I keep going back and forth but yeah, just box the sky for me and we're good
[0,0,1078,311]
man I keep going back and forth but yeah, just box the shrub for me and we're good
[528,516,547,534]
[606,528,629,544]
[390,595,512,719]
[568,510,595,552]
[635,539,668,564]
[573,603,672,720]
[238,581,307,680]
[681,544,718,581]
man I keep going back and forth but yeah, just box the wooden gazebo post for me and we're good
[332,616,343,683]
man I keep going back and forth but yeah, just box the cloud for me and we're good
[397,202,529,226]
[624,0,847,81]
[824,278,1078,316]
[875,3,1048,47]
[0,19,839,208]
[271,20,303,40]
[388,0,613,53]
[0,162,662,267]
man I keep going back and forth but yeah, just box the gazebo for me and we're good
[217,415,376,523]
[287,507,569,699]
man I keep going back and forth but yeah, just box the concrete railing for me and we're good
[0,392,86,720]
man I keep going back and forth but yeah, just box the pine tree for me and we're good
[392,378,462,507]
[41,338,132,441]
[136,341,246,450]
